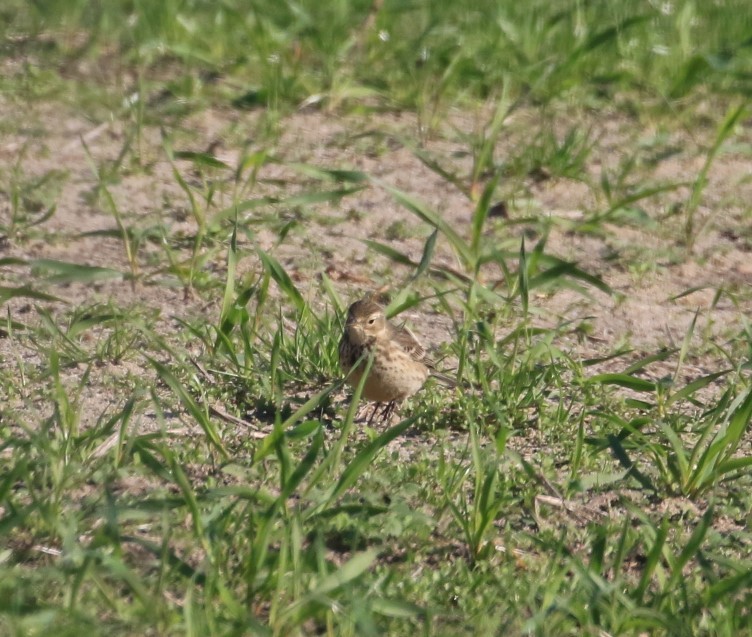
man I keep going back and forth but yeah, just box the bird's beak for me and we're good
[346,322,362,340]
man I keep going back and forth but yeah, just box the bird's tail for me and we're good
[429,369,458,388]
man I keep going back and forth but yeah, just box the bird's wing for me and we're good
[389,323,426,361]
[390,321,460,389]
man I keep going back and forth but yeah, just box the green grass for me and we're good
[4,0,752,115]
[2,1,752,636]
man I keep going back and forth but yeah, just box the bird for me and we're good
[338,297,455,423]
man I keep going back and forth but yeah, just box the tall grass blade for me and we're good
[220,221,239,329]
[148,356,228,458]
[685,102,746,250]
[0,286,63,304]
[587,374,657,393]
[667,507,712,590]
[518,236,528,317]
[258,249,305,313]
[527,261,612,296]
[278,427,323,502]
[325,414,418,505]
[634,518,669,602]
[412,229,438,282]
[31,259,125,284]
[371,178,474,269]
[308,549,378,596]
[470,175,500,259]
[471,83,513,186]
[361,239,415,267]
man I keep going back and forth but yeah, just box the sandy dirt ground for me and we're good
[1,95,751,428]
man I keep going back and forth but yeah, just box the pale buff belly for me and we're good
[345,350,429,402]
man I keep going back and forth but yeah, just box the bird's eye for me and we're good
[367,317,376,325]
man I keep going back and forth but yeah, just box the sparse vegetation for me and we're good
[1,1,752,636]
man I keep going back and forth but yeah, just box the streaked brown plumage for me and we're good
[338,297,454,421]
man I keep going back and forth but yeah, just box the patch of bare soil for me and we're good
[1,96,751,430]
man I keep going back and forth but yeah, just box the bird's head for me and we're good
[344,298,388,344]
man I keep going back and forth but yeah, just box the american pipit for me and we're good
[338,297,454,422]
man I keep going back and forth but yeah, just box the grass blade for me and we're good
[308,549,378,596]
[412,228,438,282]
[518,236,528,317]
[634,517,669,602]
[371,177,474,269]
[258,249,305,313]
[148,356,228,458]
[324,414,418,506]
[0,285,63,304]
[587,373,657,393]
[470,175,500,259]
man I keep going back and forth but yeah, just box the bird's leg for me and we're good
[379,400,397,423]
[366,402,382,426]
